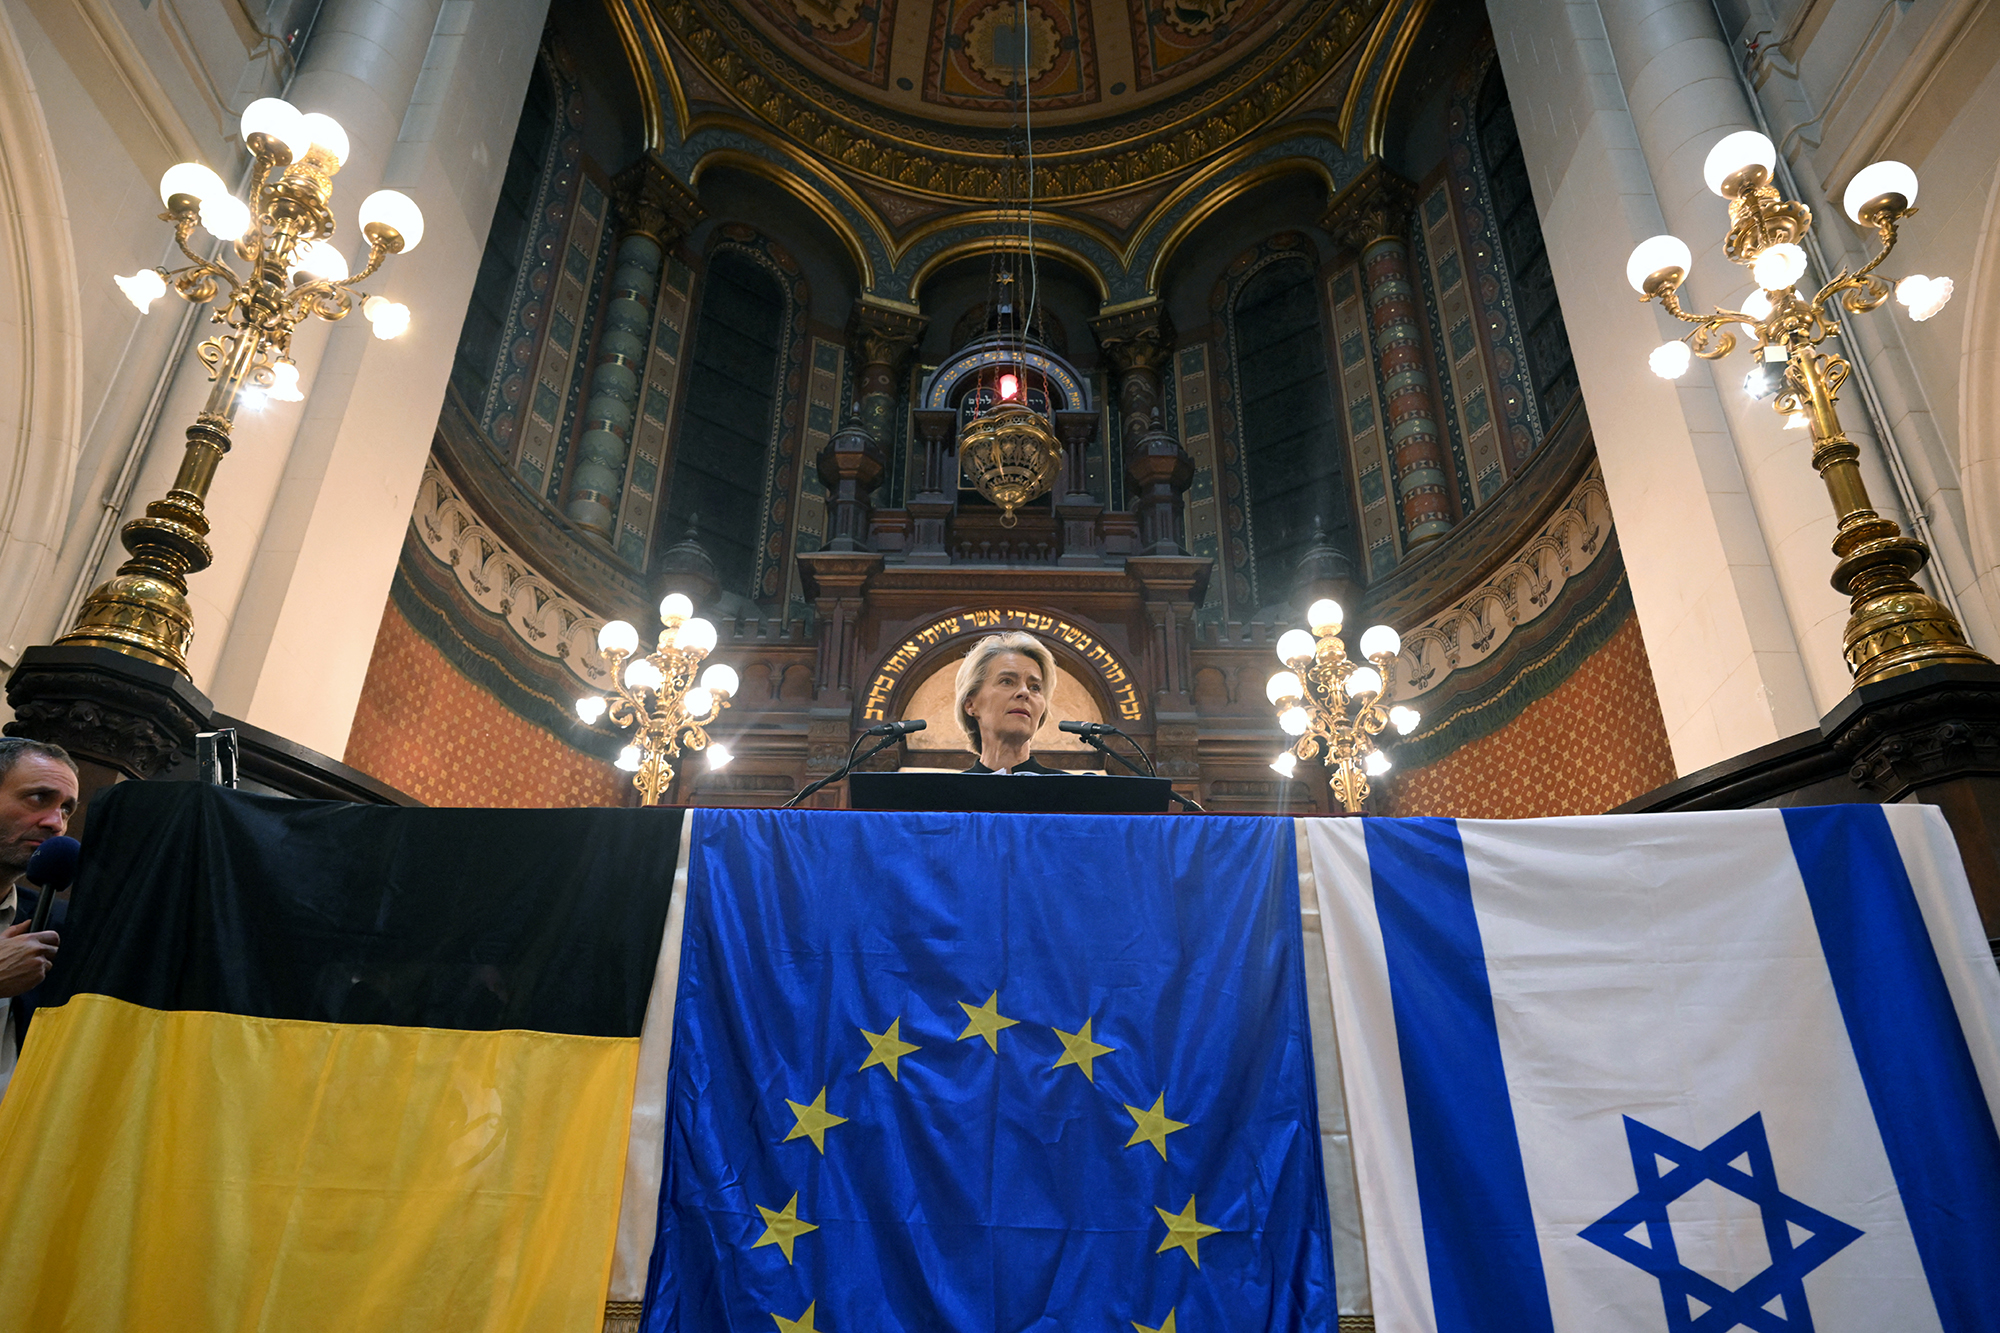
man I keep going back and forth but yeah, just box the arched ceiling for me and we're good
[635,0,1398,199]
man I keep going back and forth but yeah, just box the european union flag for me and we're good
[641,809,1335,1331]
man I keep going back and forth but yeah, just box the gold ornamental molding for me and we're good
[411,460,619,694]
[644,0,1390,202]
[1388,465,1613,704]
[862,608,1146,727]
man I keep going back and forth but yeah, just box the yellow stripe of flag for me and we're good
[0,994,637,1333]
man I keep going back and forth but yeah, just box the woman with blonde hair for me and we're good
[954,632,1063,774]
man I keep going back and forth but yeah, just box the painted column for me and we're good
[847,298,925,454]
[1092,303,1174,450]
[1326,162,1454,546]
[1094,303,1194,555]
[565,163,694,537]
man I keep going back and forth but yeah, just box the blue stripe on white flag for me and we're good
[1364,817,1555,1333]
[1783,805,2000,1328]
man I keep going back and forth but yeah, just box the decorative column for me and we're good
[1093,303,1175,452]
[1095,304,1196,556]
[1326,160,1455,546]
[566,161,697,537]
[907,409,956,563]
[817,409,887,552]
[1125,413,1195,556]
[848,297,926,452]
[1054,411,1103,563]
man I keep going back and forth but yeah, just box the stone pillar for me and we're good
[1483,0,1821,771]
[907,409,956,563]
[1325,160,1454,546]
[1095,304,1196,555]
[1054,411,1103,564]
[816,409,887,552]
[1125,414,1195,556]
[795,550,882,704]
[565,161,695,536]
[1092,303,1175,450]
[848,298,926,452]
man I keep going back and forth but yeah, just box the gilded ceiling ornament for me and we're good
[790,0,865,32]
[1163,0,1248,35]
[963,3,1061,86]
[654,0,1387,200]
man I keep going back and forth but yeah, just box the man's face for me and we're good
[0,755,79,880]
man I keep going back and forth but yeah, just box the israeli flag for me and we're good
[1305,806,2000,1333]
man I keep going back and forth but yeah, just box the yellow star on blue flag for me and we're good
[643,810,1332,1329]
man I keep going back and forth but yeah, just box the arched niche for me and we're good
[858,606,1145,751]
[897,651,1106,753]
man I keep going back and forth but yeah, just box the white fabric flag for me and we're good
[1306,805,2000,1333]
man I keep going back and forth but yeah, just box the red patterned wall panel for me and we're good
[344,602,629,809]
[1381,615,1676,819]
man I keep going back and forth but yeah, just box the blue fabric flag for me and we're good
[641,809,1335,1332]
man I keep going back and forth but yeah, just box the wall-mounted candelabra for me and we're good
[1628,132,1988,687]
[576,594,737,806]
[67,97,423,676]
[1266,599,1418,813]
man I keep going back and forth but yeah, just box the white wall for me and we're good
[1486,0,2000,773]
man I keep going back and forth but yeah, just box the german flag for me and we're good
[0,782,681,1332]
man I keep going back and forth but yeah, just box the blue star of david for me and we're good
[1580,1113,1862,1333]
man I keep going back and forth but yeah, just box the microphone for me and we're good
[783,721,925,808]
[1058,722,1206,811]
[24,835,80,933]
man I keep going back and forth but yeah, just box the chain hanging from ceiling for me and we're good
[957,0,1064,528]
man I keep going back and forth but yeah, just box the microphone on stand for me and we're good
[784,720,928,809]
[24,836,80,933]
[1058,723,1204,811]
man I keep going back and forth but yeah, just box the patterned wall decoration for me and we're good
[1175,343,1223,617]
[784,335,849,612]
[1414,171,1507,506]
[1384,462,1611,708]
[922,0,1100,112]
[411,460,615,695]
[697,228,814,607]
[1322,260,1400,578]
[1379,611,1675,818]
[473,52,585,458]
[344,592,628,810]
[738,0,897,86]
[1446,45,1541,472]
[1409,182,1474,515]
[515,167,611,498]
[1126,0,1302,89]
[612,250,696,569]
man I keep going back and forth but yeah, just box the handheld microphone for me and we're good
[1058,720,1114,736]
[864,719,928,737]
[24,835,80,933]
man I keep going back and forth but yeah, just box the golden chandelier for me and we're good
[67,97,422,676]
[577,594,738,806]
[1267,600,1418,813]
[1628,132,1987,687]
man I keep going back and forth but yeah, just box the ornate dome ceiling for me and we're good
[636,0,1392,202]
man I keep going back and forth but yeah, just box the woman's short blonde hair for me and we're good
[953,632,1056,750]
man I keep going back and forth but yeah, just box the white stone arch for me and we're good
[0,4,82,664]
